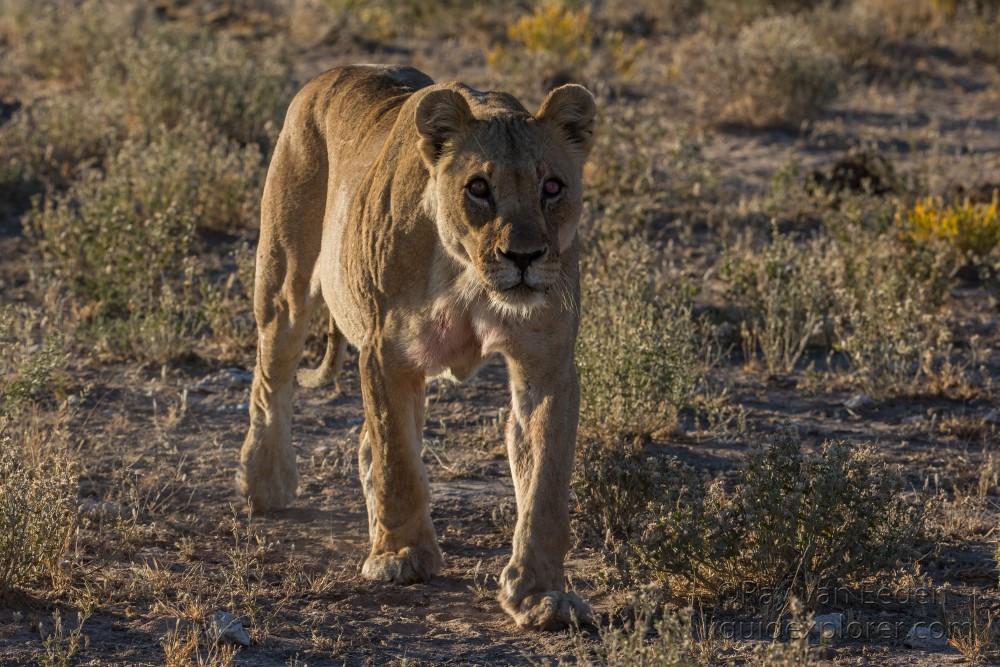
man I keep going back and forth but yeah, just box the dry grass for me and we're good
[1,0,998,663]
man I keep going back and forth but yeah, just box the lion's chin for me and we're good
[488,284,547,320]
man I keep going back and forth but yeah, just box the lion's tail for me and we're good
[296,312,346,391]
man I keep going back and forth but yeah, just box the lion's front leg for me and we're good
[357,344,442,585]
[498,349,592,630]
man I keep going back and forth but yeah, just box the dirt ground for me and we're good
[1,2,1000,666]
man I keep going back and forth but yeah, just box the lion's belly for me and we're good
[316,184,367,348]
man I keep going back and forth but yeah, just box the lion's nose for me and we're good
[498,246,548,272]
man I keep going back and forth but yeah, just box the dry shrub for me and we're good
[577,237,703,445]
[0,418,77,596]
[3,1,291,146]
[640,434,919,606]
[721,217,954,395]
[573,443,679,587]
[489,0,593,79]
[675,15,840,128]
[0,96,124,198]
[320,0,492,41]
[583,102,718,238]
[198,244,257,362]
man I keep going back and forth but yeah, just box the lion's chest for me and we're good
[406,300,505,381]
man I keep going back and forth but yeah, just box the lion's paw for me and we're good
[361,546,441,585]
[500,590,593,631]
[236,458,297,512]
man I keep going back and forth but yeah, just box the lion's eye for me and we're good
[467,178,490,199]
[542,178,563,198]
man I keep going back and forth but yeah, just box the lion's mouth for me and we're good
[501,281,541,295]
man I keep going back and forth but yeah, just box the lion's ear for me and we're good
[415,88,473,165]
[536,84,597,158]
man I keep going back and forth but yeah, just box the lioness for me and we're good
[238,65,596,630]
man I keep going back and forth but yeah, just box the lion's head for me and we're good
[415,83,596,318]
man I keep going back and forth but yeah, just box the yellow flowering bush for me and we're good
[904,190,1000,256]
[500,0,592,70]
[487,1,644,85]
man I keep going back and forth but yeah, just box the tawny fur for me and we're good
[238,65,596,631]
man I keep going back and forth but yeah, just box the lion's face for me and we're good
[416,85,596,317]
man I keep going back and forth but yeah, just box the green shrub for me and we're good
[0,0,143,85]
[95,27,293,145]
[27,122,263,362]
[675,15,841,128]
[830,231,952,396]
[577,238,703,444]
[0,306,66,418]
[721,230,836,374]
[640,435,919,605]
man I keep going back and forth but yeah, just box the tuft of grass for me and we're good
[566,600,703,666]
[640,434,919,605]
[674,15,840,128]
[565,593,818,666]
[946,595,1000,663]
[577,238,703,445]
[40,606,93,667]
[161,619,237,667]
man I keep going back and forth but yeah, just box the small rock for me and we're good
[810,613,844,641]
[901,414,923,425]
[191,368,253,394]
[79,499,127,520]
[220,368,253,386]
[845,394,873,410]
[903,623,947,650]
[212,611,250,647]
